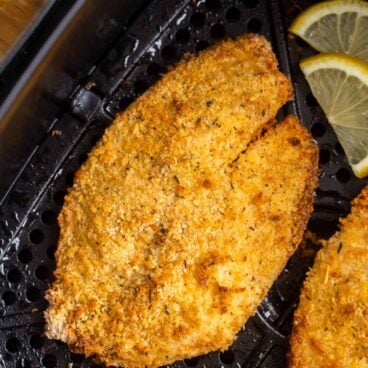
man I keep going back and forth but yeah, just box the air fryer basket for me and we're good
[0,1,367,367]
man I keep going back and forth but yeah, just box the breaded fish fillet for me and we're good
[289,187,368,368]
[45,35,316,368]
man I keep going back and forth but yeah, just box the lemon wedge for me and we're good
[290,0,368,62]
[300,53,368,178]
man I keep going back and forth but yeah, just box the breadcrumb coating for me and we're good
[45,34,317,368]
[289,187,368,368]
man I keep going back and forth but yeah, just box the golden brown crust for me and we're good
[289,187,368,368]
[44,34,317,368]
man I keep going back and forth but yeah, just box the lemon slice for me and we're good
[300,53,368,178]
[290,0,368,62]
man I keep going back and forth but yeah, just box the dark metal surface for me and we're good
[0,0,367,367]
[0,0,148,199]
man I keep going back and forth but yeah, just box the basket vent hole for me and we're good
[107,48,118,61]
[6,338,20,353]
[29,334,44,349]
[90,135,101,146]
[336,168,351,183]
[196,41,209,52]
[306,93,318,107]
[206,0,221,11]
[78,153,88,165]
[7,268,22,284]
[41,210,56,225]
[16,358,30,368]
[47,246,56,261]
[65,172,74,187]
[35,265,50,281]
[226,7,241,22]
[176,29,191,44]
[247,18,262,32]
[147,62,162,76]
[311,122,326,138]
[319,149,330,165]
[190,12,206,28]
[70,353,84,363]
[53,191,66,206]
[119,97,134,110]
[42,354,57,368]
[211,23,226,39]
[2,352,12,361]
[184,357,200,366]
[26,286,41,302]
[161,45,177,62]
[296,37,310,48]
[134,80,148,95]
[29,229,44,244]
[2,290,16,305]
[242,0,259,8]
[335,141,345,155]
[220,350,235,364]
[18,248,33,264]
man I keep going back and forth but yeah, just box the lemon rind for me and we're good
[352,156,368,179]
[300,53,368,179]
[300,53,368,87]
[289,0,368,36]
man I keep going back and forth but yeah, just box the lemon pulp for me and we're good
[300,53,368,178]
[290,0,368,62]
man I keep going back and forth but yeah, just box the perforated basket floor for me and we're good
[0,1,367,367]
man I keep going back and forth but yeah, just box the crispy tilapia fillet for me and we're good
[289,187,368,368]
[45,35,317,368]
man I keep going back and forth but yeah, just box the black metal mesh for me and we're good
[0,0,367,367]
